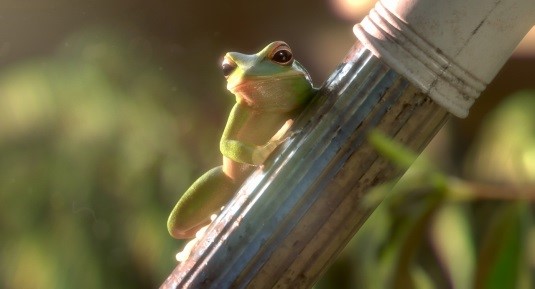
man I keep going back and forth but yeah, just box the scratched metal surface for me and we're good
[160,41,449,289]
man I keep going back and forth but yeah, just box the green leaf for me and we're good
[475,202,529,289]
[368,129,419,170]
[430,204,475,289]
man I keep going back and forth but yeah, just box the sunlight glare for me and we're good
[329,0,374,20]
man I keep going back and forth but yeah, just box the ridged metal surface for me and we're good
[161,41,449,289]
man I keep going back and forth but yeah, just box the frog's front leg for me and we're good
[221,138,287,166]
[220,104,292,165]
[167,166,239,239]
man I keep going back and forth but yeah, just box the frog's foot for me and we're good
[175,213,219,262]
[287,129,302,139]
[170,223,207,239]
[270,119,294,141]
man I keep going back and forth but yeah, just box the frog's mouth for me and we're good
[227,74,312,111]
[227,73,303,93]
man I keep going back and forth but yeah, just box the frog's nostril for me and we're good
[222,58,237,78]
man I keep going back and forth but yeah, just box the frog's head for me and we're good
[221,41,314,112]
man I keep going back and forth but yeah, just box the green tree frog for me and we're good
[167,41,317,239]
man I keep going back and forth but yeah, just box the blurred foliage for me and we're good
[0,29,226,289]
[1,26,534,289]
[464,92,535,184]
[315,91,535,289]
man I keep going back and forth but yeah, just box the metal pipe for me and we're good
[161,0,534,288]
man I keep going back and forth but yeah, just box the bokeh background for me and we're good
[0,1,534,288]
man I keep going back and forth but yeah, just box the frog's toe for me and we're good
[168,219,210,239]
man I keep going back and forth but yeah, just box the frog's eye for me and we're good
[270,45,293,65]
[222,57,237,78]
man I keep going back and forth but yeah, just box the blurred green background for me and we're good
[0,1,534,288]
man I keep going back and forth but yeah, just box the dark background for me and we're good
[0,1,533,288]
